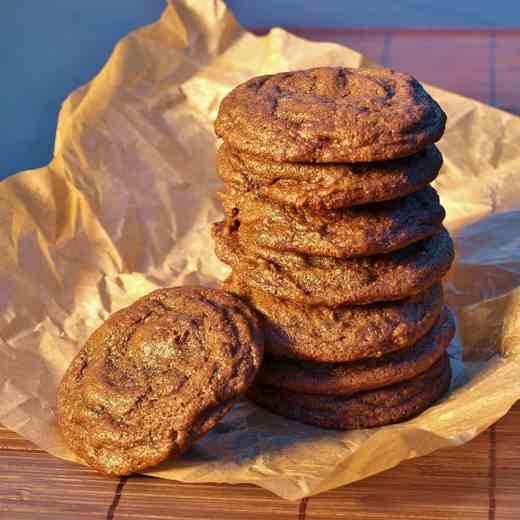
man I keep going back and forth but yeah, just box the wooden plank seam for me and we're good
[298,497,309,520]
[106,476,128,520]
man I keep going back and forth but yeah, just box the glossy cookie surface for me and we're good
[215,67,446,163]
[58,287,264,475]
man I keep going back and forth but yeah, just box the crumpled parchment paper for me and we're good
[1,0,519,500]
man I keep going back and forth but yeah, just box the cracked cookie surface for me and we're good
[217,143,442,210]
[257,307,454,395]
[248,354,451,430]
[223,275,443,362]
[213,223,454,306]
[58,287,264,476]
[215,67,446,163]
[220,186,445,258]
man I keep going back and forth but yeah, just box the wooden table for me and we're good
[2,28,520,520]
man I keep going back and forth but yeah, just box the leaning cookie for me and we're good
[215,67,446,163]
[248,354,451,430]
[223,275,443,363]
[214,223,454,306]
[57,287,263,476]
[217,143,442,211]
[257,307,454,395]
[220,186,445,258]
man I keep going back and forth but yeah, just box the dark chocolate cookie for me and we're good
[220,186,445,258]
[248,354,451,430]
[217,143,442,210]
[257,307,454,395]
[213,223,454,306]
[215,67,446,163]
[223,274,443,362]
[57,287,264,476]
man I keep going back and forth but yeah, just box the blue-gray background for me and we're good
[3,1,519,178]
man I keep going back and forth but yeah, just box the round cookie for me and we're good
[248,354,451,430]
[215,67,446,163]
[220,186,445,258]
[213,223,454,306]
[57,287,264,476]
[258,307,454,395]
[223,275,444,362]
[217,143,443,210]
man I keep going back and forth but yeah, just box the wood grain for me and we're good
[0,428,37,452]
[0,450,118,519]
[306,427,492,519]
[114,478,300,520]
[1,27,520,520]
[495,405,520,520]
[1,403,519,519]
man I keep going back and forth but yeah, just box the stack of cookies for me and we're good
[212,67,455,430]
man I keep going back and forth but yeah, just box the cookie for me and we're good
[220,186,445,258]
[223,274,443,362]
[217,143,442,210]
[248,354,451,430]
[57,287,264,476]
[213,223,454,306]
[215,67,446,163]
[257,307,454,395]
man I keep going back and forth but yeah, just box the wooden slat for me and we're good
[495,403,520,520]
[3,402,520,520]
[114,478,300,520]
[494,34,520,114]
[306,426,491,520]
[0,426,40,452]
[291,28,386,64]
[385,32,492,103]
[0,450,118,519]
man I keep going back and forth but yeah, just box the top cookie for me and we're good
[57,287,263,476]
[215,67,446,163]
